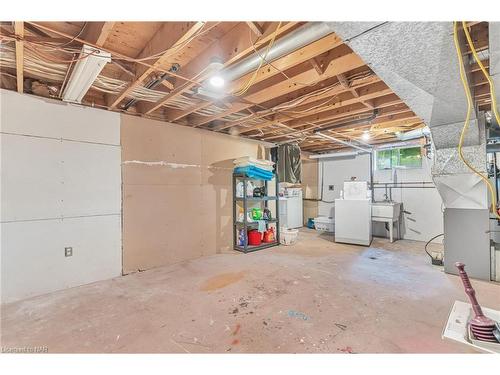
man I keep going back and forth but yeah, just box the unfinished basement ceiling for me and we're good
[0,21,490,153]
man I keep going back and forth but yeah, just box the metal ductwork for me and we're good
[214,22,336,84]
[329,22,491,279]
[396,126,431,141]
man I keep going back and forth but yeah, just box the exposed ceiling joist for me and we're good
[246,22,264,37]
[14,21,24,93]
[82,22,115,46]
[5,21,483,149]
[107,22,206,109]
[234,75,381,134]
[139,22,300,115]
[261,105,417,142]
[232,79,389,133]
[196,51,366,129]
[249,103,410,140]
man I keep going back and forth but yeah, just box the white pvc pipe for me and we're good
[309,151,359,159]
[316,131,372,153]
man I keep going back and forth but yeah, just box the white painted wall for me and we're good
[1,90,122,303]
[317,151,444,243]
[317,154,371,217]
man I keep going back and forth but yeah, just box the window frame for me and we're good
[375,145,423,170]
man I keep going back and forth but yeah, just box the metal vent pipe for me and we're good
[219,22,336,83]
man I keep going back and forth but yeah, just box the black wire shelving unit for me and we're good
[232,173,280,253]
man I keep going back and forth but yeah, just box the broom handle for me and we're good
[455,262,485,318]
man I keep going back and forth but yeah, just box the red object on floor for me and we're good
[248,230,262,246]
[263,227,275,243]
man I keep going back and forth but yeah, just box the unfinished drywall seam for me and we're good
[1,89,122,303]
[122,160,233,171]
[120,114,270,273]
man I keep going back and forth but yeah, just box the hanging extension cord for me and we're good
[425,233,444,266]
[453,21,500,220]
[461,21,500,130]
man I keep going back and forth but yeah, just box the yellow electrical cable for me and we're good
[453,21,500,219]
[461,21,500,128]
[232,22,282,96]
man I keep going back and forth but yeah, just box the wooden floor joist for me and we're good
[4,21,486,149]
[14,21,24,93]
[107,22,206,109]
[140,22,300,116]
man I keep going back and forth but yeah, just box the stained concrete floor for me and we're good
[2,228,499,353]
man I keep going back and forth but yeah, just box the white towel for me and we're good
[233,157,274,167]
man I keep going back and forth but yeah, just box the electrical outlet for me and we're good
[328,185,335,191]
[64,247,73,257]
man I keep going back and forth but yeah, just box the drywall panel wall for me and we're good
[0,90,119,145]
[61,141,121,217]
[1,215,122,302]
[1,90,121,303]
[1,134,121,221]
[317,153,443,242]
[121,114,268,273]
[1,133,63,221]
[122,184,204,271]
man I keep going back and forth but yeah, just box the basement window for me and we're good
[376,146,422,170]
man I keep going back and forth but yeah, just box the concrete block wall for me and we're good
[1,90,122,303]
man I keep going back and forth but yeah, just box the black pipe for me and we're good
[122,63,180,110]
[313,109,379,133]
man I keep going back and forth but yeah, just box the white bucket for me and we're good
[280,228,299,245]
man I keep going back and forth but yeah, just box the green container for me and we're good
[251,208,263,220]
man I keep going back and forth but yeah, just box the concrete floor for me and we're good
[2,228,499,353]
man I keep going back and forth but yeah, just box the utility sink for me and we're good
[371,202,402,221]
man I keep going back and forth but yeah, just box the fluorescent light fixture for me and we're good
[194,86,227,100]
[361,130,371,141]
[62,45,111,103]
[209,75,225,88]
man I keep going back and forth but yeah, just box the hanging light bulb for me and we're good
[209,75,225,88]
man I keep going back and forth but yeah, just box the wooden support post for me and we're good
[246,22,264,37]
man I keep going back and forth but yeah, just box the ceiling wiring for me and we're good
[57,22,87,48]
[461,21,500,129]
[232,22,282,96]
[0,43,172,102]
[453,21,500,220]
[0,21,429,152]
